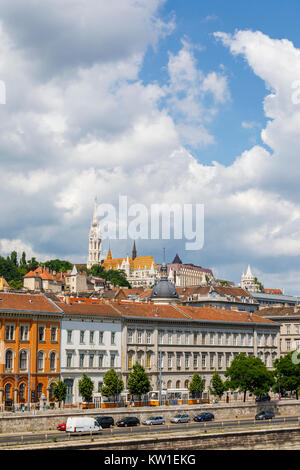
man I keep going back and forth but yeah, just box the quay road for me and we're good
[0,415,299,448]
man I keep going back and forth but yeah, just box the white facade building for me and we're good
[241,265,261,293]
[60,303,122,405]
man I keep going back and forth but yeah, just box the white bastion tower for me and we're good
[87,197,102,269]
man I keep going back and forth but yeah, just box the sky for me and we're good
[1,0,300,293]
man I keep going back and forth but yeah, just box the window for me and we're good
[5,325,15,341]
[193,353,198,369]
[202,354,207,369]
[241,334,245,346]
[176,333,181,345]
[128,355,133,369]
[185,353,190,369]
[146,353,151,368]
[226,353,230,368]
[19,383,26,401]
[233,334,238,346]
[202,332,206,345]
[225,333,230,345]
[90,331,94,344]
[99,354,104,368]
[296,325,300,335]
[286,340,291,351]
[38,326,45,342]
[67,353,72,368]
[146,331,152,344]
[67,330,72,344]
[89,354,94,368]
[5,350,13,369]
[37,351,44,370]
[137,331,142,344]
[80,353,85,368]
[19,350,27,370]
[111,332,116,345]
[185,333,189,345]
[210,333,214,345]
[20,325,29,341]
[194,333,198,345]
[110,354,115,368]
[99,331,104,344]
[176,354,181,369]
[51,327,57,342]
[50,352,56,370]
[257,335,262,347]
[210,353,214,369]
[128,331,133,344]
[286,325,291,335]
[248,334,253,346]
[168,353,172,369]
[218,354,222,369]
[168,332,172,345]
[158,331,164,344]
[80,331,85,344]
[218,333,222,345]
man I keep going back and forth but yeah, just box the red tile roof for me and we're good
[0,293,63,313]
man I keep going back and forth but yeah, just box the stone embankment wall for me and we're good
[0,400,299,434]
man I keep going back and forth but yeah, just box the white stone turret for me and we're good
[87,197,102,269]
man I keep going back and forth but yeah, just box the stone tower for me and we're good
[87,197,102,269]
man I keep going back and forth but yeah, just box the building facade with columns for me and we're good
[0,293,62,409]
[118,302,280,397]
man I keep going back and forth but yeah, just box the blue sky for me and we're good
[1,1,300,293]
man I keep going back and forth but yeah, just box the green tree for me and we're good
[27,257,39,271]
[225,354,274,402]
[78,374,94,403]
[101,369,124,403]
[209,372,227,399]
[274,352,300,399]
[189,374,206,399]
[10,251,18,267]
[87,264,131,288]
[52,380,67,408]
[254,277,264,292]
[44,259,73,273]
[127,363,151,402]
[20,251,27,267]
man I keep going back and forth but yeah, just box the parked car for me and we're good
[142,416,165,425]
[57,423,66,431]
[116,417,140,427]
[94,416,114,428]
[255,394,271,402]
[170,414,190,424]
[194,412,215,422]
[255,410,275,420]
[66,417,102,433]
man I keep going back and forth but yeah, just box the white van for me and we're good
[66,417,102,433]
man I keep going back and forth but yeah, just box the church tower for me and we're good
[132,241,137,260]
[87,197,102,269]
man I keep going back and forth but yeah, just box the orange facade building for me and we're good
[0,293,63,409]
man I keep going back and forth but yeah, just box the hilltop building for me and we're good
[102,243,159,288]
[241,265,261,293]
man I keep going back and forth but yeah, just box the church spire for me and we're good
[132,241,137,260]
[87,196,102,269]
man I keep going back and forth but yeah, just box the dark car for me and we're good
[95,416,114,428]
[116,417,140,427]
[255,394,271,402]
[194,412,215,422]
[255,410,275,420]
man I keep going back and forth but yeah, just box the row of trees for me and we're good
[0,250,131,289]
[51,351,300,406]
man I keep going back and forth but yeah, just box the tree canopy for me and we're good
[88,264,131,288]
[209,372,227,399]
[78,374,94,403]
[189,374,206,398]
[225,354,274,401]
[101,369,124,402]
[127,363,151,400]
[273,351,300,399]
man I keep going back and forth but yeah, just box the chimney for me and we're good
[65,295,70,305]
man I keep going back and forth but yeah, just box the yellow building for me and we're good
[0,277,10,291]
[102,244,159,288]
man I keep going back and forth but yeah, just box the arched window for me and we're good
[176,380,181,389]
[37,383,43,400]
[19,350,27,370]
[19,383,26,402]
[184,379,189,389]
[4,383,11,400]
[167,380,172,389]
[49,382,55,400]
[50,352,56,370]
[37,351,44,370]
[5,350,13,370]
